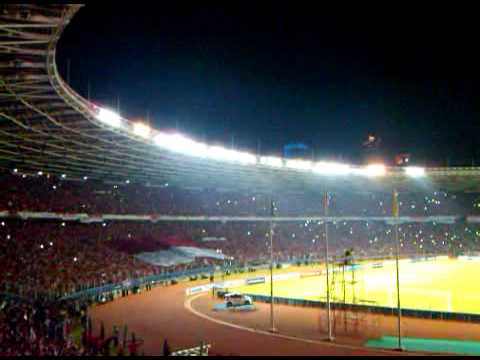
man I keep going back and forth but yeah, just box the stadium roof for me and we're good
[1,4,480,195]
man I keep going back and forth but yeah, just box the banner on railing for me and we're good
[63,213,89,221]
[300,271,324,278]
[186,284,214,296]
[459,255,480,261]
[221,279,245,288]
[245,276,265,285]
[384,216,458,225]
[272,272,300,281]
[80,216,103,223]
[0,212,469,225]
[202,237,226,242]
[17,212,59,219]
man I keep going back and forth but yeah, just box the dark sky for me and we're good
[57,2,480,166]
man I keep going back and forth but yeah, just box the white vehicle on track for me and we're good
[224,292,253,307]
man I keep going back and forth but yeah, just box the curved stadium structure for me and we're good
[1,4,480,195]
[3,4,480,357]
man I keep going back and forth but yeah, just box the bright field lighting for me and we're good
[207,146,257,165]
[405,166,426,178]
[285,159,313,171]
[154,133,208,157]
[96,108,121,128]
[357,164,386,177]
[260,156,284,168]
[133,122,151,138]
[313,161,351,176]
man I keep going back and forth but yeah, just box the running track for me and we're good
[90,282,422,356]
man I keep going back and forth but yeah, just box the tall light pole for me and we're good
[392,189,403,350]
[324,192,333,341]
[269,199,277,332]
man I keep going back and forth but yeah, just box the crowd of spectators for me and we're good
[1,218,479,300]
[0,297,83,356]
[0,292,159,356]
[1,168,480,300]
[2,170,480,217]
[0,221,162,299]
[2,169,480,355]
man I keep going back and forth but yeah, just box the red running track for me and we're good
[90,282,422,356]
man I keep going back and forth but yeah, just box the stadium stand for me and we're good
[1,178,480,300]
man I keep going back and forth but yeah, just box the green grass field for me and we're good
[235,258,480,314]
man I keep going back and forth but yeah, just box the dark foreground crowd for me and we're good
[0,290,180,356]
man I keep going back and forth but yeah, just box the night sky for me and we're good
[57,2,479,166]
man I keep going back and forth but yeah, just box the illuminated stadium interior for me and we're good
[2,3,480,357]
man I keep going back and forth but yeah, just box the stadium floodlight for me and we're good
[61,174,66,179]
[37,171,43,176]
[356,164,386,177]
[405,166,425,178]
[13,168,18,173]
[133,122,151,138]
[96,108,121,128]
[260,156,284,168]
[154,133,208,157]
[313,161,351,176]
[285,159,313,171]
[207,146,257,165]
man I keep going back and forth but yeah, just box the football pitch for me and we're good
[234,258,480,314]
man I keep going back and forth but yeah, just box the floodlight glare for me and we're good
[206,146,257,164]
[154,133,208,157]
[133,122,151,138]
[260,156,284,168]
[359,164,386,177]
[405,166,425,178]
[285,159,313,171]
[313,161,351,176]
[97,108,121,128]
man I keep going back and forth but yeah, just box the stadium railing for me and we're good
[59,265,218,301]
